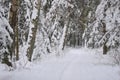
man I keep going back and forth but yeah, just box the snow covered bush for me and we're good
[108,47,120,64]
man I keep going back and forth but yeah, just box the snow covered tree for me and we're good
[43,0,75,53]
[18,0,30,45]
[0,2,13,66]
[86,0,120,54]
[1,0,120,65]
[65,0,100,47]
[33,0,100,58]
[32,0,76,59]
[26,0,41,61]
[9,0,19,60]
[82,0,100,48]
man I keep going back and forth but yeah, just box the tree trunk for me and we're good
[27,0,41,61]
[101,20,107,54]
[62,22,69,50]
[9,0,19,60]
[103,43,107,54]
[58,16,70,54]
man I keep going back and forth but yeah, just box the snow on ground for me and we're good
[0,48,120,80]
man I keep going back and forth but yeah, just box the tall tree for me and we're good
[101,20,107,54]
[86,0,120,54]
[0,2,13,65]
[9,0,19,60]
[27,0,41,61]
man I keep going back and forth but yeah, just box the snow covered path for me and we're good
[0,48,120,80]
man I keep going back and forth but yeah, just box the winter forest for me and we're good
[0,0,120,80]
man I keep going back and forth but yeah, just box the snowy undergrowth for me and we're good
[108,48,120,65]
[0,48,120,80]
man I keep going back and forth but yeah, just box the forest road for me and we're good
[0,48,120,80]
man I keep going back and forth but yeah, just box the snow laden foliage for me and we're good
[82,0,101,47]
[87,0,120,48]
[0,0,120,67]
[85,0,120,63]
[33,0,75,59]
[30,0,101,60]
[45,0,74,52]
[0,3,13,63]
[24,0,41,61]
[18,0,36,60]
[18,0,36,46]
[32,0,52,60]
[18,0,31,45]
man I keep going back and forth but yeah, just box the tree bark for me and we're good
[9,0,19,60]
[101,20,107,54]
[27,0,41,61]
